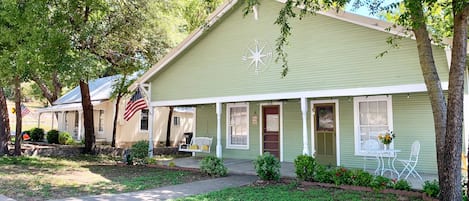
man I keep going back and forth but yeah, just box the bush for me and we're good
[393,179,411,191]
[131,140,149,165]
[348,169,374,187]
[200,156,227,177]
[371,175,392,191]
[294,155,317,181]
[46,129,60,144]
[315,165,334,183]
[30,128,45,142]
[423,180,439,198]
[58,132,74,145]
[253,152,280,181]
[332,167,352,185]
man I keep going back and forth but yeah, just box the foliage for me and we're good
[29,128,45,142]
[253,152,280,181]
[392,179,411,191]
[348,169,374,187]
[168,161,176,167]
[332,167,352,186]
[370,176,392,191]
[377,130,395,145]
[423,179,440,198]
[199,156,227,177]
[58,132,74,145]
[131,141,149,165]
[46,130,60,144]
[314,165,334,184]
[294,155,317,181]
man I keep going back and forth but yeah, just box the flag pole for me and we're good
[138,84,154,158]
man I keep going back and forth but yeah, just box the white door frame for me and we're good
[310,99,340,166]
[259,102,284,162]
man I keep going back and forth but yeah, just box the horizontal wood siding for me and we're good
[338,93,437,174]
[150,0,448,102]
[282,100,307,162]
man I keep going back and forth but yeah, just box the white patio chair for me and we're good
[363,139,380,175]
[398,140,423,180]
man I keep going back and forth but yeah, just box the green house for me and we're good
[135,0,463,175]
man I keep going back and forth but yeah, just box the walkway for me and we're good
[52,175,257,201]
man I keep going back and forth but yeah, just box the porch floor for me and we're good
[165,157,438,190]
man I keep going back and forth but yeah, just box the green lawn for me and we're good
[177,183,423,201]
[0,155,208,201]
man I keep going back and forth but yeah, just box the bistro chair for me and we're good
[363,139,380,175]
[397,140,422,180]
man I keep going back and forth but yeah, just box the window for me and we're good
[98,110,104,132]
[354,96,393,155]
[226,103,249,149]
[140,109,149,131]
[173,116,180,126]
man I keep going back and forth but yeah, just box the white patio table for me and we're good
[367,149,401,178]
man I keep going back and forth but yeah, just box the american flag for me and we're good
[20,104,30,117]
[123,88,147,121]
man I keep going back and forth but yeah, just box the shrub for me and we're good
[294,155,317,181]
[348,169,374,187]
[30,128,45,142]
[332,166,351,185]
[315,165,334,184]
[253,152,280,181]
[131,140,149,165]
[46,129,60,144]
[200,156,227,177]
[371,175,392,191]
[423,180,439,198]
[393,179,411,191]
[58,132,74,145]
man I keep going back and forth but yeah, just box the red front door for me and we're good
[262,105,280,158]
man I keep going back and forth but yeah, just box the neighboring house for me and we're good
[37,76,195,148]
[131,0,468,175]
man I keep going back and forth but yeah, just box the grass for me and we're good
[177,183,424,201]
[0,155,208,201]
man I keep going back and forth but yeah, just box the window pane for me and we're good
[357,99,390,153]
[229,106,247,146]
[140,109,149,130]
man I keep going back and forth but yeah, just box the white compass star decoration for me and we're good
[242,40,273,74]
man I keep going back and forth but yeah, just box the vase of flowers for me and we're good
[378,131,395,150]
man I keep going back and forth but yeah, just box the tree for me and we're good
[0,87,10,156]
[244,0,467,200]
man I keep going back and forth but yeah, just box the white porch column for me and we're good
[148,106,154,158]
[78,111,83,140]
[60,111,65,131]
[51,112,55,129]
[216,102,222,158]
[301,97,309,155]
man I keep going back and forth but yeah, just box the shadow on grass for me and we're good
[0,156,67,169]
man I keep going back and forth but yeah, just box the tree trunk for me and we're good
[111,94,122,147]
[13,76,22,156]
[165,106,173,147]
[439,4,468,200]
[79,80,95,154]
[0,87,10,156]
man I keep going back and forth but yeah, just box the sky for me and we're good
[344,0,400,19]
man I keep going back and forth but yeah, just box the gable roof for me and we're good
[53,75,120,105]
[131,0,412,90]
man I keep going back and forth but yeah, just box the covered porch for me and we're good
[164,157,438,190]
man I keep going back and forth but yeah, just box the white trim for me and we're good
[192,107,197,157]
[353,95,394,157]
[216,102,223,158]
[150,83,448,107]
[310,99,340,166]
[226,103,250,150]
[139,109,150,132]
[259,102,284,162]
[301,97,309,155]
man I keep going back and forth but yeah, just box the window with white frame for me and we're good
[98,110,104,132]
[354,96,393,155]
[226,103,249,149]
[173,116,180,126]
[140,109,149,131]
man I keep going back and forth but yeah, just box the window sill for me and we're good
[226,145,249,150]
